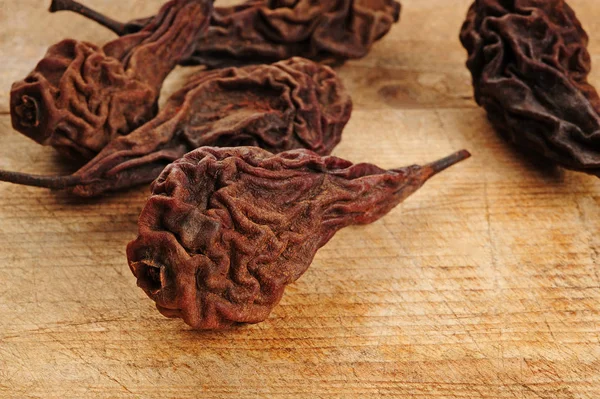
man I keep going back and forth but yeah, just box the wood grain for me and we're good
[1,1,600,398]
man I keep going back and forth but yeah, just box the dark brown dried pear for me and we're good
[11,0,212,161]
[127,146,471,329]
[460,0,600,174]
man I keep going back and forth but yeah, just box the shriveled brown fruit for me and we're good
[11,0,212,161]
[460,0,600,174]
[50,0,401,69]
[0,58,352,197]
[126,146,471,329]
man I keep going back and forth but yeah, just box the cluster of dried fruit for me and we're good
[1,58,353,197]
[0,0,478,330]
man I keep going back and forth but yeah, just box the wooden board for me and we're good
[1,1,600,398]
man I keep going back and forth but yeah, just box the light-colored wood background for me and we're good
[1,0,600,397]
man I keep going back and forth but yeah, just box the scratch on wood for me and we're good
[44,331,134,395]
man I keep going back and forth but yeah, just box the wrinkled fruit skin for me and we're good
[189,0,402,67]
[154,56,353,156]
[127,147,469,329]
[10,0,211,160]
[460,0,600,174]
[64,57,351,197]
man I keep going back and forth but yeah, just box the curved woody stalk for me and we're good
[460,0,600,174]
[11,0,212,161]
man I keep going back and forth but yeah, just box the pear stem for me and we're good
[426,150,471,176]
[49,0,128,36]
[0,169,82,189]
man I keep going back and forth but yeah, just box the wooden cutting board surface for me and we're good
[1,1,600,398]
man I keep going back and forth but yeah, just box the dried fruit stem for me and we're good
[0,170,81,189]
[49,0,127,35]
[423,150,471,178]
